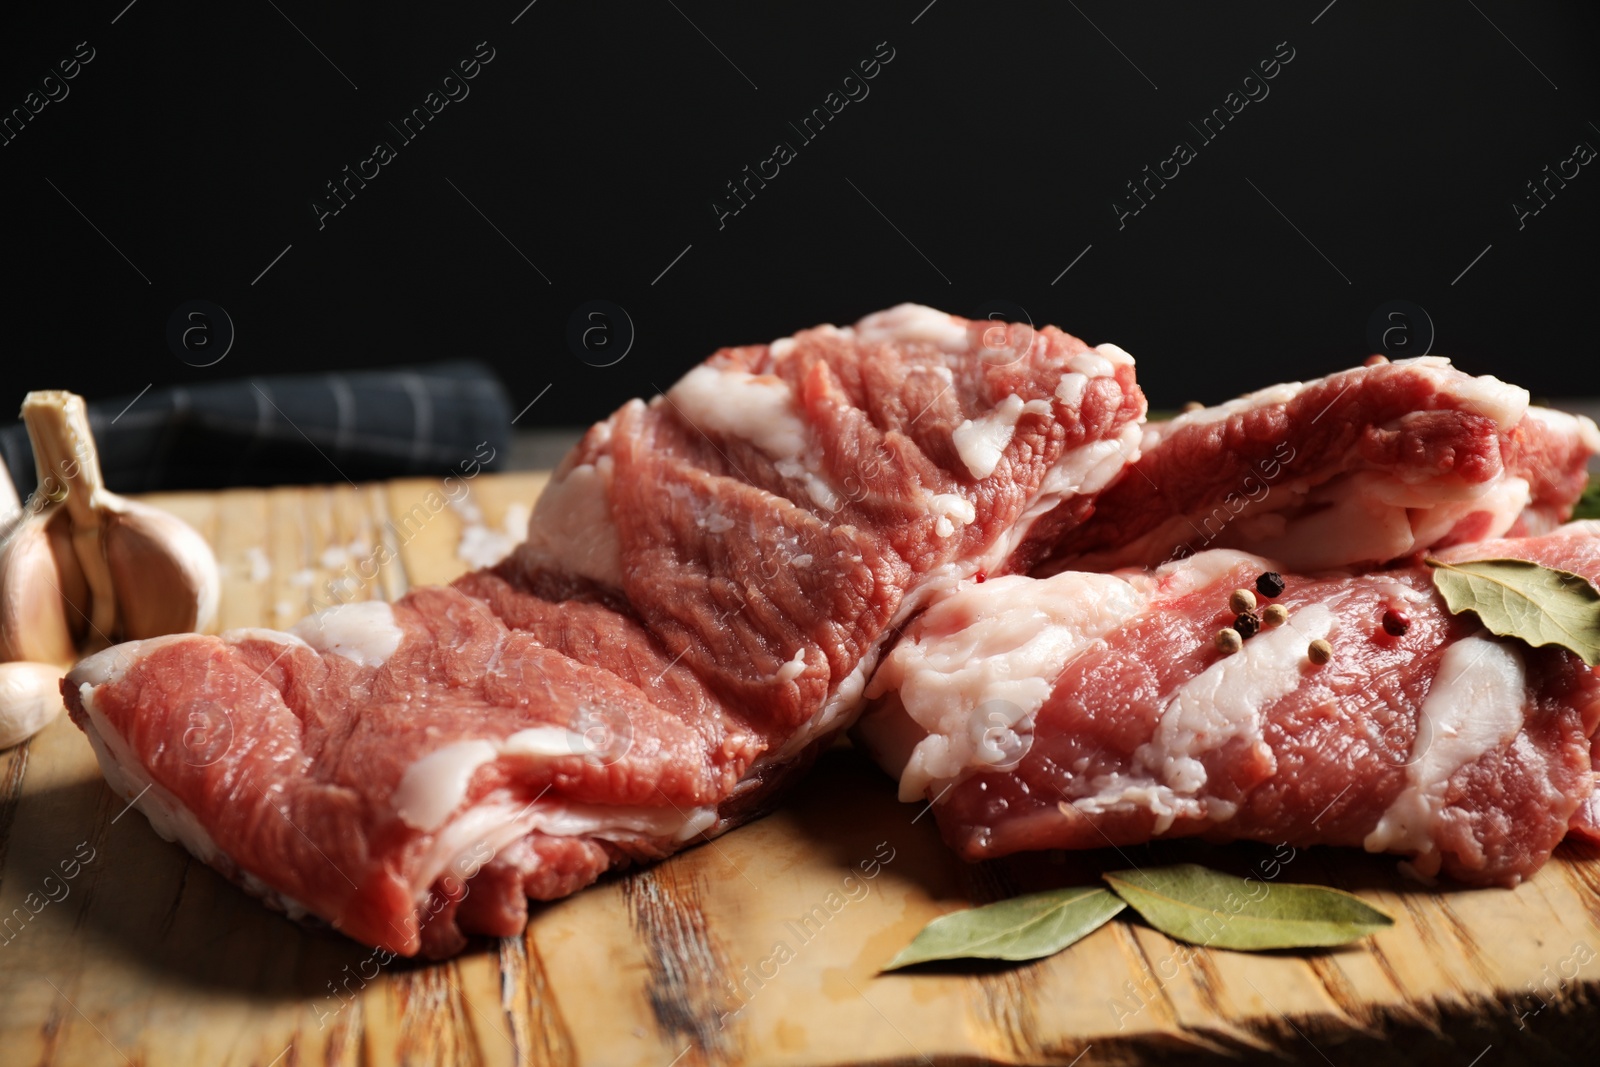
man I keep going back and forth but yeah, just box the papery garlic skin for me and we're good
[0,661,65,748]
[0,508,84,665]
[104,499,219,639]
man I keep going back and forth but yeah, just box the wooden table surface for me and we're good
[1,472,1597,1066]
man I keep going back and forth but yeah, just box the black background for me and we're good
[2,0,1596,432]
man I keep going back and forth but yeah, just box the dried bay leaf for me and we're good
[1428,557,1600,667]
[1103,864,1392,951]
[882,887,1125,970]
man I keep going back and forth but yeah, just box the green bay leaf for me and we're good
[1103,864,1392,951]
[1574,480,1600,521]
[881,887,1125,971]
[1427,557,1600,667]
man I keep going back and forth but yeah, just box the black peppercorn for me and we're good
[1255,571,1286,598]
[1233,610,1261,639]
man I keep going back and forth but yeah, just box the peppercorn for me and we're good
[1308,638,1333,665]
[1233,611,1261,639]
[1262,603,1289,627]
[1229,588,1257,614]
[1255,571,1286,598]
[1216,628,1243,654]
[1181,401,1204,413]
[1382,609,1411,636]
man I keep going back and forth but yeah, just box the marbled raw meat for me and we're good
[858,521,1600,886]
[63,304,1146,956]
[1038,357,1599,574]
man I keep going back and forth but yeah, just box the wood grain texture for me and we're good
[1,472,1597,1065]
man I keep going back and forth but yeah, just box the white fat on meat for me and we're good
[1364,636,1527,871]
[671,364,809,459]
[774,648,808,683]
[1143,604,1335,797]
[520,455,624,588]
[1546,519,1600,541]
[394,725,614,831]
[501,725,586,757]
[669,363,844,511]
[522,799,717,841]
[1527,406,1600,451]
[1133,548,1277,601]
[1090,342,1136,367]
[1222,470,1533,571]
[1054,373,1087,407]
[927,420,1145,602]
[1076,600,1336,833]
[1066,350,1113,379]
[409,797,544,901]
[1103,456,1536,573]
[291,601,403,668]
[1038,422,1140,500]
[856,303,972,352]
[394,740,501,831]
[1411,476,1531,546]
[1404,357,1528,429]
[66,634,195,687]
[217,628,314,651]
[952,395,1054,480]
[928,492,976,537]
[408,793,719,903]
[869,572,1148,801]
[390,718,719,875]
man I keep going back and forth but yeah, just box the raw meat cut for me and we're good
[62,304,1146,956]
[1037,357,1600,574]
[856,521,1600,886]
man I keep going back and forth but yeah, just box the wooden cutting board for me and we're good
[2,473,1598,1066]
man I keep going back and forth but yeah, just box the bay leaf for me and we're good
[1103,864,1392,951]
[1427,557,1600,667]
[882,887,1125,971]
[1575,481,1600,521]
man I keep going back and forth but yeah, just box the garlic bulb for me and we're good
[0,391,218,667]
[0,662,65,749]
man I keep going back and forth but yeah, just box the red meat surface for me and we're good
[63,305,1146,956]
[1038,358,1598,573]
[859,522,1600,886]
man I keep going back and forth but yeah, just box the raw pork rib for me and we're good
[857,522,1600,886]
[1037,356,1599,573]
[63,304,1146,956]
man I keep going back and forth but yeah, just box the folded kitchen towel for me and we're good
[1,362,511,496]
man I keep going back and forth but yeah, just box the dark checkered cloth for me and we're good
[1,362,511,496]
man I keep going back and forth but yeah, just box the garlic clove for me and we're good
[0,508,82,665]
[45,506,92,645]
[0,461,18,528]
[0,661,66,749]
[104,498,219,639]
